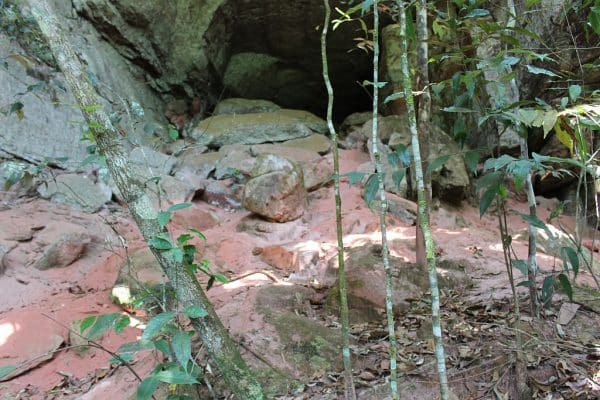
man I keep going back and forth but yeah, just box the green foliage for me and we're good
[0,365,16,379]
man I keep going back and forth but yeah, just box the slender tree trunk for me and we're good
[26,2,264,399]
[396,2,450,399]
[371,2,400,399]
[415,0,431,268]
[321,2,357,399]
[506,0,539,317]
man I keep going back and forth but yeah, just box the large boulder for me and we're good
[213,98,281,115]
[37,174,112,212]
[242,154,307,222]
[189,109,327,148]
[324,245,472,319]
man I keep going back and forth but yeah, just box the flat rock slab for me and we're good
[0,310,66,381]
[190,109,327,148]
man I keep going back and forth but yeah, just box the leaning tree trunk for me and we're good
[371,1,400,399]
[396,1,450,399]
[26,2,264,399]
[321,1,357,399]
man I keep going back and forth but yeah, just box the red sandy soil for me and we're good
[0,149,598,399]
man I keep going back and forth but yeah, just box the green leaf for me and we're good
[0,365,16,379]
[86,313,122,340]
[184,305,208,319]
[512,259,528,275]
[554,121,574,155]
[110,353,134,364]
[384,92,405,104]
[115,315,130,333]
[588,5,600,35]
[479,184,500,217]
[167,203,192,212]
[557,273,573,301]
[362,80,387,88]
[137,377,160,400]
[80,316,97,333]
[363,173,379,207]
[517,280,534,287]
[157,211,172,229]
[426,155,450,175]
[154,370,199,385]
[152,339,172,356]
[542,275,555,307]
[172,330,192,369]
[568,84,581,103]
[188,229,206,241]
[560,246,579,276]
[526,65,559,77]
[442,106,476,113]
[118,340,152,354]
[391,169,405,191]
[148,235,173,250]
[464,8,490,18]
[141,312,176,342]
[212,273,229,283]
[464,150,480,175]
[342,171,367,187]
[515,211,551,235]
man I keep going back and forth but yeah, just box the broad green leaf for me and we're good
[476,171,502,192]
[515,212,551,235]
[342,171,367,187]
[79,316,96,333]
[541,110,558,136]
[118,340,152,354]
[557,273,573,301]
[479,184,499,217]
[115,315,130,333]
[154,369,199,385]
[426,155,450,175]
[86,313,122,340]
[560,246,579,276]
[137,377,160,400]
[542,275,555,307]
[464,150,480,175]
[148,235,173,250]
[212,273,229,283]
[526,65,559,77]
[167,248,184,264]
[362,80,387,88]
[363,173,379,207]
[177,234,193,246]
[184,305,208,319]
[511,259,528,275]
[167,203,192,212]
[0,365,16,379]
[172,330,192,369]
[157,211,172,229]
[568,85,581,102]
[141,312,176,342]
[152,339,172,356]
[384,92,404,104]
[589,5,600,35]
[553,120,574,155]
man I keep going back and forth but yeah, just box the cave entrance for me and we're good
[209,0,380,122]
